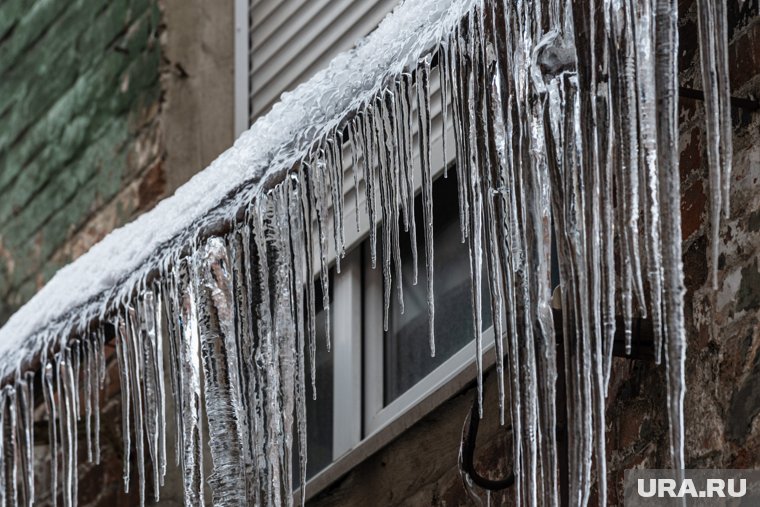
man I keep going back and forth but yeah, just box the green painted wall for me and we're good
[0,0,162,324]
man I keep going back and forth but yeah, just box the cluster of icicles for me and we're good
[0,0,734,505]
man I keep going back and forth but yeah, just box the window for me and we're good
[301,167,497,491]
[382,174,493,405]
[363,173,493,434]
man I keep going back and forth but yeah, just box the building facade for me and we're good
[0,0,759,505]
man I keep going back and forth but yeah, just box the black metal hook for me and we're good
[460,384,515,491]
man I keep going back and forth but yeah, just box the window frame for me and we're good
[363,254,497,435]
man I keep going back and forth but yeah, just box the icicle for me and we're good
[125,306,147,507]
[82,340,93,464]
[349,119,363,233]
[239,223,265,506]
[273,185,299,507]
[114,319,132,492]
[309,155,332,351]
[17,374,34,507]
[334,130,347,262]
[163,275,185,469]
[570,0,608,503]
[416,54,436,357]
[372,96,394,332]
[656,0,687,475]
[325,137,343,274]
[484,0,509,426]
[155,288,168,488]
[93,332,103,465]
[509,4,543,501]
[58,351,77,507]
[250,202,283,506]
[633,0,664,366]
[697,0,733,290]
[227,229,256,502]
[286,175,309,507]
[359,109,379,270]
[599,0,619,382]
[439,38,450,178]
[393,81,411,237]
[139,290,164,501]
[297,170,318,398]
[464,8,485,417]
[449,24,471,244]
[71,341,80,424]
[714,2,732,222]
[400,73,419,285]
[609,0,643,351]
[3,386,17,507]
[385,88,405,314]
[197,237,247,505]
[176,261,205,506]
[42,363,59,507]
[620,0,648,319]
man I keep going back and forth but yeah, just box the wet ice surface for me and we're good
[0,0,733,504]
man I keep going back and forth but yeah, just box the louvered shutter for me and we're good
[249,0,401,124]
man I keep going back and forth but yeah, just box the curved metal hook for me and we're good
[460,388,515,491]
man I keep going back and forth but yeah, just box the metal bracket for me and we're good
[679,86,760,112]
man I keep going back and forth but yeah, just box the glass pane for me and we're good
[384,172,492,405]
[294,280,333,486]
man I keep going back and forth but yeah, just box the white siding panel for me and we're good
[249,0,400,123]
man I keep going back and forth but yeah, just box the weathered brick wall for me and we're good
[0,0,164,325]
[0,1,233,505]
[606,0,760,500]
[310,1,760,505]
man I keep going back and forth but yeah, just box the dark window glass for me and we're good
[384,172,492,405]
[295,280,333,486]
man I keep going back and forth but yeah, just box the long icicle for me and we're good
[17,374,34,507]
[417,54,436,357]
[176,260,205,506]
[656,0,687,475]
[115,318,132,493]
[42,363,59,507]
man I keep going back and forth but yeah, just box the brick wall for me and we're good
[0,0,164,326]
[0,0,233,505]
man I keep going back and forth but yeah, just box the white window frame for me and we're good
[363,263,497,436]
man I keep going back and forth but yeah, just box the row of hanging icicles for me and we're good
[0,0,734,505]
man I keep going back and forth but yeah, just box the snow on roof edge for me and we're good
[0,0,473,380]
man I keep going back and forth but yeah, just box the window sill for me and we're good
[299,329,498,502]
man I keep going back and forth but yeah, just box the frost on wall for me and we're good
[0,0,733,505]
